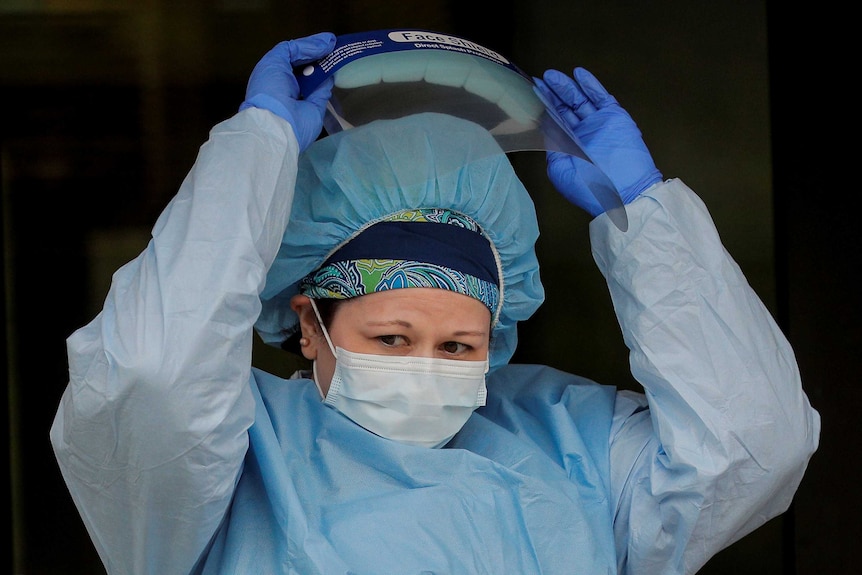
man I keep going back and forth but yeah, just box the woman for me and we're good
[51,32,819,574]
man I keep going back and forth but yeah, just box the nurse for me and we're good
[51,32,819,574]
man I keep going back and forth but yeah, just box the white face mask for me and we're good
[310,299,488,449]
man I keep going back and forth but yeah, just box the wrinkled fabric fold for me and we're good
[592,180,820,574]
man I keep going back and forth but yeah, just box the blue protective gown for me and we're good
[50,108,820,575]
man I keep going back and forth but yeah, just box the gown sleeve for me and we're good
[49,108,300,575]
[593,179,820,574]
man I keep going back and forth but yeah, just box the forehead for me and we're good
[334,288,491,326]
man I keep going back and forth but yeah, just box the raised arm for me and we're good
[50,33,335,574]
[537,67,820,574]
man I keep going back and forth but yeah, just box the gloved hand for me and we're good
[535,67,662,216]
[239,32,336,151]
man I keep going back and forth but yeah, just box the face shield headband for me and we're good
[299,209,501,322]
[295,28,628,231]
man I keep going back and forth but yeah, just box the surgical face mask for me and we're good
[309,299,488,448]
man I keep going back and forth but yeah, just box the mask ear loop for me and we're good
[309,298,338,399]
[308,298,338,355]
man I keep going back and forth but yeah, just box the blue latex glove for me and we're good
[239,32,336,151]
[535,67,662,216]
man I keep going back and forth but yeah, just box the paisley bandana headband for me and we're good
[299,209,500,316]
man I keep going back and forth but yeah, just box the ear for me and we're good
[290,294,323,361]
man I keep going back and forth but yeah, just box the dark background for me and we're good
[1,1,855,573]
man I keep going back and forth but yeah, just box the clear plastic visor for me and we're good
[297,34,626,230]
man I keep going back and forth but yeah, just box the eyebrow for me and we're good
[366,319,412,328]
[365,321,487,337]
[452,330,489,337]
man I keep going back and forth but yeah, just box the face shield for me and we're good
[295,29,627,231]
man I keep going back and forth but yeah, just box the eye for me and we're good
[441,341,470,355]
[378,334,407,347]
